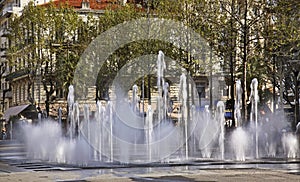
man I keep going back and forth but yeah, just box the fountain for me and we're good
[58,107,62,126]
[145,105,153,162]
[249,78,259,159]
[216,101,225,160]
[179,73,188,160]
[235,79,242,127]
[67,85,75,139]
[21,52,299,167]
[230,127,249,161]
[132,84,139,112]
[191,104,219,159]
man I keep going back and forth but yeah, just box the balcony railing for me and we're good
[0,3,19,17]
[0,47,7,51]
[0,28,9,37]
[5,68,31,81]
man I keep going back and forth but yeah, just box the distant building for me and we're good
[0,0,227,125]
[0,0,144,121]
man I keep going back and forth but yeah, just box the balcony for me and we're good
[0,28,9,37]
[1,53,6,58]
[1,6,12,16]
[0,2,20,18]
[0,47,7,51]
[5,68,31,82]
[0,0,12,8]
[0,0,4,8]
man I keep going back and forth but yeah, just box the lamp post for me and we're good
[289,60,300,131]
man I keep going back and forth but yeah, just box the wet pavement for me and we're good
[0,140,300,181]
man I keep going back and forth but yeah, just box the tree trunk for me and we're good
[148,75,151,105]
[229,0,236,127]
[279,59,284,110]
[242,0,248,122]
[294,70,299,131]
[273,56,276,112]
[209,48,213,110]
[46,92,50,117]
[230,54,235,127]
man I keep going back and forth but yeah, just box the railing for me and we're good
[0,29,9,37]
[0,0,5,5]
[1,3,19,17]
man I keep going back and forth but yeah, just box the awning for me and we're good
[3,104,30,121]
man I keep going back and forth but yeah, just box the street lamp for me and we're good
[288,59,300,131]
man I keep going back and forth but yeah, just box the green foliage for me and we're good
[7,2,97,93]
[6,1,100,114]
[6,0,299,109]
[265,0,300,107]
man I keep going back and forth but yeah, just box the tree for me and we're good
[6,2,98,116]
[192,0,270,124]
[93,4,144,100]
[266,0,300,129]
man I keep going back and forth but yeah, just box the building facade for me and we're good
[0,0,227,125]
[0,0,137,122]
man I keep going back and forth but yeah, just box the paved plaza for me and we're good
[1,164,300,182]
[0,140,300,182]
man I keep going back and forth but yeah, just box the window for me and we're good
[14,0,20,7]
[196,84,206,98]
[19,85,21,103]
[14,86,17,104]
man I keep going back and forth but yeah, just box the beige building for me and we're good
[0,0,134,124]
[0,0,228,129]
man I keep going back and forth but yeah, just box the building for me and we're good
[0,0,227,132]
[0,0,146,135]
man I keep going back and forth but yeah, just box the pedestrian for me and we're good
[1,128,6,140]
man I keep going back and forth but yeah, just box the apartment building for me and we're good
[0,0,140,123]
[0,0,227,127]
